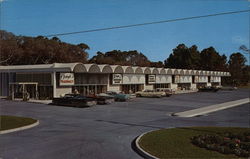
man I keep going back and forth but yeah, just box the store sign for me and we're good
[148,75,156,84]
[112,74,122,84]
[174,75,180,83]
[60,73,74,86]
[194,76,199,83]
[210,76,214,82]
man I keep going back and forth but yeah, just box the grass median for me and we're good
[0,115,37,131]
[138,127,250,159]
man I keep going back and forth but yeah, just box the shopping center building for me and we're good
[0,63,230,99]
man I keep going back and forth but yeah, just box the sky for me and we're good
[0,0,249,62]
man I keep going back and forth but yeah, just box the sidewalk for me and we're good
[173,98,250,117]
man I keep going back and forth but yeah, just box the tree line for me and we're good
[0,30,249,86]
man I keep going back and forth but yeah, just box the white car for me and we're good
[135,90,166,98]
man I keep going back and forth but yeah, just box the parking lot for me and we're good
[0,89,249,159]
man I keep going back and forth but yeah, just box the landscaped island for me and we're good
[138,127,250,158]
[0,115,37,131]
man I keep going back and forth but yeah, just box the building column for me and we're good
[52,71,57,98]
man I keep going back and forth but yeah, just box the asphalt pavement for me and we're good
[0,89,249,159]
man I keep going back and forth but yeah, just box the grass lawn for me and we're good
[0,115,37,131]
[139,127,250,159]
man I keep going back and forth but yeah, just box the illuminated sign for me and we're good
[148,75,156,84]
[60,73,74,86]
[112,74,122,84]
[194,76,199,83]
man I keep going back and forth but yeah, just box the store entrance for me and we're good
[121,84,144,94]
[9,82,38,100]
[72,85,107,96]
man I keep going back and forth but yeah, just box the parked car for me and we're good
[220,86,237,91]
[135,90,166,98]
[198,86,220,92]
[52,94,97,107]
[105,91,130,102]
[89,93,115,104]
[155,88,173,97]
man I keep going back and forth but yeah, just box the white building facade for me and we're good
[0,63,230,99]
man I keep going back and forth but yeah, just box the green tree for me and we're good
[89,50,151,67]
[228,52,247,86]
[0,30,89,65]
[200,47,227,71]
[164,44,200,69]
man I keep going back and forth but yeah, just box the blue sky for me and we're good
[1,0,249,62]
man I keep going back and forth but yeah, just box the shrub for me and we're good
[191,131,250,157]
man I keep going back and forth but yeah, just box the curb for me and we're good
[135,130,160,159]
[0,120,39,135]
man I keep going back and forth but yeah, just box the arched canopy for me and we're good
[200,70,205,76]
[174,69,179,75]
[83,64,101,73]
[141,67,151,74]
[189,70,195,75]
[110,65,124,74]
[150,68,159,74]
[98,65,113,73]
[211,71,216,76]
[183,70,189,75]
[73,63,87,73]
[166,69,172,75]
[132,67,143,74]
[180,69,184,75]
[122,66,134,74]
[206,71,211,76]
[158,68,166,74]
[195,70,200,75]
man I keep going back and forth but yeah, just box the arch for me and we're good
[183,70,190,75]
[157,68,166,74]
[98,65,113,73]
[151,68,159,74]
[166,69,173,75]
[122,66,134,74]
[73,63,87,73]
[180,69,185,75]
[195,70,200,75]
[190,70,196,75]
[110,65,124,74]
[133,67,143,74]
[141,67,151,74]
[174,69,179,75]
[84,64,101,73]
[200,70,205,76]
[211,71,216,76]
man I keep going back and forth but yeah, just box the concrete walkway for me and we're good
[173,98,250,117]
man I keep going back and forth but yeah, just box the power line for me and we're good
[45,9,250,37]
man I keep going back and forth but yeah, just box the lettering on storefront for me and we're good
[60,73,74,86]
[148,75,156,84]
[112,74,122,84]
[194,76,199,83]
[174,75,180,83]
